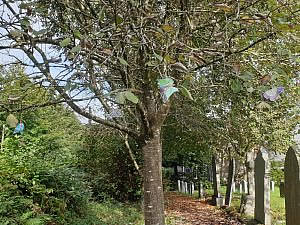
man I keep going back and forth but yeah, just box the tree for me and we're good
[0,1,299,224]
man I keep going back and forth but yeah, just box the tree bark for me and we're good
[142,128,165,225]
[225,158,235,206]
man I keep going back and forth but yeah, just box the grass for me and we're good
[67,200,178,225]
[66,201,144,225]
[270,187,285,224]
[192,185,285,224]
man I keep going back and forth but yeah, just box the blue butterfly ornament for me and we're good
[13,121,25,134]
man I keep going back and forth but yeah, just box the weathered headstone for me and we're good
[244,151,255,216]
[181,180,185,193]
[177,180,181,192]
[191,182,194,195]
[187,182,194,195]
[284,145,300,225]
[198,182,204,199]
[241,180,248,193]
[279,181,285,198]
[225,159,235,206]
[239,182,243,193]
[212,155,224,206]
[184,182,188,193]
[254,147,271,225]
[270,181,275,192]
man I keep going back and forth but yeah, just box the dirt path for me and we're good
[165,192,244,225]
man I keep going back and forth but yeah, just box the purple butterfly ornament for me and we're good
[263,87,284,101]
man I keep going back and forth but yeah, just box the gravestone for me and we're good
[225,159,235,206]
[284,145,300,225]
[239,183,243,193]
[181,181,185,193]
[198,182,204,198]
[254,147,271,225]
[184,182,188,193]
[191,182,195,195]
[270,181,275,192]
[241,180,248,193]
[177,180,181,192]
[244,151,255,216]
[212,155,224,206]
[187,182,194,195]
[279,182,285,198]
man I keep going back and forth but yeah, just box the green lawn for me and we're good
[192,185,285,224]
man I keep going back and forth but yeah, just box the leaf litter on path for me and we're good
[165,192,244,225]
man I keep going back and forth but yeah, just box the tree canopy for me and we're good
[0,1,299,224]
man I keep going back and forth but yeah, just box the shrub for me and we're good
[78,126,142,202]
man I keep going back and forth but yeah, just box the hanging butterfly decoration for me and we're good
[157,78,178,103]
[13,121,25,134]
[263,86,284,101]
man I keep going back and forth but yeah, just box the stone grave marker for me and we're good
[241,180,248,193]
[244,151,255,216]
[177,180,181,192]
[198,182,204,199]
[284,145,300,225]
[254,147,271,225]
[239,182,243,193]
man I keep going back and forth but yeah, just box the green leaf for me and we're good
[70,45,81,53]
[118,57,129,66]
[6,114,18,128]
[116,15,123,25]
[158,78,174,88]
[60,37,72,47]
[124,91,139,104]
[230,79,242,93]
[179,86,193,100]
[73,30,82,39]
[20,17,30,27]
[116,92,126,104]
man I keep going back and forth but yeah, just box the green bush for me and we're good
[78,126,142,202]
[0,132,91,224]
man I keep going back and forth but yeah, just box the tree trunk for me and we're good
[225,158,235,206]
[142,128,165,225]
